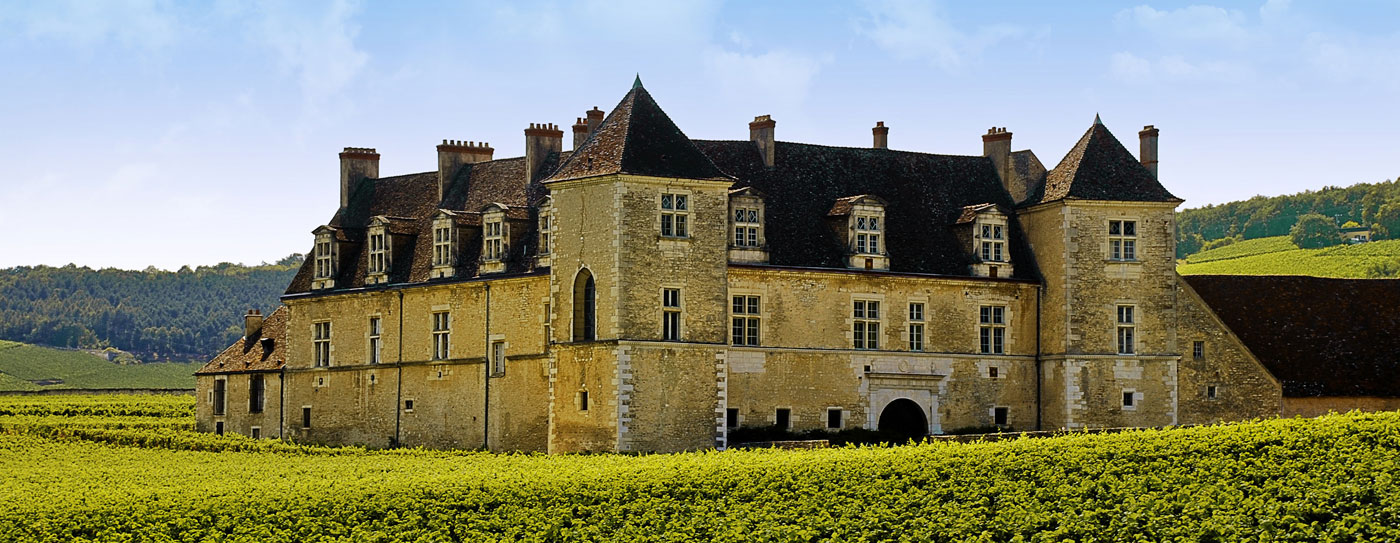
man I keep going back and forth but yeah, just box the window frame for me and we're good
[1192,340,1205,360]
[826,407,843,430]
[314,233,336,280]
[662,288,682,341]
[775,408,791,431]
[978,223,1006,262]
[853,299,881,350]
[854,214,881,255]
[248,374,264,414]
[313,321,332,367]
[731,295,761,346]
[993,406,1009,426]
[432,312,450,361]
[367,228,389,275]
[1117,305,1136,355]
[1109,220,1139,261]
[538,209,552,255]
[212,378,226,416]
[659,192,690,238]
[431,218,455,269]
[979,305,1006,355]
[368,316,382,365]
[483,218,505,262]
[490,340,506,376]
[908,302,925,352]
[732,205,762,248]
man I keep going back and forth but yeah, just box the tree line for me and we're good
[0,255,301,362]
[1177,177,1400,257]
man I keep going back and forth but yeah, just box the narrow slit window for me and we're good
[662,288,681,341]
[1117,305,1136,355]
[908,302,924,351]
[432,312,450,360]
[313,321,331,367]
[368,316,382,364]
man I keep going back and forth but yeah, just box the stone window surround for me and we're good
[431,310,450,361]
[366,225,390,279]
[1116,303,1138,355]
[312,229,337,289]
[974,216,1008,263]
[1121,388,1139,410]
[312,320,332,367]
[430,215,456,277]
[730,291,762,346]
[661,286,682,341]
[1108,218,1139,262]
[367,314,383,365]
[826,407,844,429]
[659,190,691,239]
[731,201,763,249]
[907,300,925,352]
[992,405,1009,426]
[978,305,1007,355]
[851,295,885,350]
[490,337,507,376]
[482,211,506,263]
[212,376,227,416]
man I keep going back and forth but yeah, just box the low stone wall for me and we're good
[0,388,195,397]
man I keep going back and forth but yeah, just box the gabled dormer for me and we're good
[311,225,339,290]
[728,187,768,263]
[535,196,553,269]
[955,203,1014,279]
[366,216,392,285]
[829,195,889,270]
[430,210,458,279]
[479,203,510,275]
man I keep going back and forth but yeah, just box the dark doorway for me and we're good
[877,398,928,442]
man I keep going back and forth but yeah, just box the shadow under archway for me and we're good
[877,398,928,442]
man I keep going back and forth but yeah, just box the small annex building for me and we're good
[195,80,1398,452]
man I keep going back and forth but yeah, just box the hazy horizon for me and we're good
[5,0,1398,270]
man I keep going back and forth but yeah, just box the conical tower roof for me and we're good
[1028,120,1179,205]
[545,81,731,183]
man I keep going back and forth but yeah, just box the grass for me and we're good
[1178,237,1400,278]
[0,340,197,392]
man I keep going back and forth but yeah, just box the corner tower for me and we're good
[1017,117,1183,430]
[542,79,734,453]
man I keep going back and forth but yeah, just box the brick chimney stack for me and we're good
[1139,125,1159,179]
[749,115,776,168]
[982,127,1022,201]
[525,123,564,182]
[585,106,604,134]
[339,147,380,209]
[572,117,589,150]
[437,140,494,201]
[244,309,263,339]
[873,121,889,149]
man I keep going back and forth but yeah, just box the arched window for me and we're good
[573,269,596,341]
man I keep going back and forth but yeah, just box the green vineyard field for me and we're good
[2,395,1399,541]
[1178,237,1400,278]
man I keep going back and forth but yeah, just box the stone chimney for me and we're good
[244,309,263,339]
[572,118,589,150]
[339,147,380,209]
[1139,125,1159,179]
[749,115,776,168]
[436,140,494,201]
[525,123,564,181]
[873,121,889,149]
[982,127,1021,199]
[585,107,604,134]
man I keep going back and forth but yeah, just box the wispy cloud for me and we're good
[704,48,825,105]
[0,0,179,50]
[236,0,369,115]
[855,0,1025,71]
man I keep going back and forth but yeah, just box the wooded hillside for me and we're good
[1177,177,1400,257]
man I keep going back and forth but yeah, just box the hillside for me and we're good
[0,341,196,392]
[3,396,1400,541]
[0,256,300,361]
[1177,236,1400,277]
[1176,177,1400,257]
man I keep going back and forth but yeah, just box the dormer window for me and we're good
[959,203,1015,278]
[480,204,509,275]
[538,212,551,255]
[484,219,504,261]
[979,224,1005,262]
[660,192,689,238]
[430,213,456,279]
[536,198,554,268]
[312,226,338,289]
[366,219,391,285]
[829,195,889,270]
[728,188,769,263]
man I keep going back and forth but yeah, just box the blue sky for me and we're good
[3,0,1398,269]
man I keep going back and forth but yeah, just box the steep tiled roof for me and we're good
[695,140,1040,279]
[196,306,287,375]
[1028,122,1179,206]
[1184,275,1400,397]
[955,203,1000,225]
[545,84,730,183]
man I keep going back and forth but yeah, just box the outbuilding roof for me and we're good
[196,306,287,375]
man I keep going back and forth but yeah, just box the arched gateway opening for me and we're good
[877,398,928,441]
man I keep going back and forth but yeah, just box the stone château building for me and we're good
[196,80,1397,452]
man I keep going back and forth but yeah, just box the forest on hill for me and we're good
[1176,177,1400,257]
[0,255,301,362]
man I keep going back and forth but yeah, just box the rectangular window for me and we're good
[994,407,1009,426]
[726,408,739,429]
[579,390,589,411]
[248,374,264,414]
[313,321,331,367]
[538,213,551,255]
[491,341,506,375]
[212,379,226,416]
[979,306,1006,354]
[979,224,1005,262]
[368,317,382,364]
[731,295,761,346]
[775,408,791,431]
[404,399,415,412]
[662,288,681,341]
[660,193,689,238]
[853,300,880,350]
[432,223,454,267]
[827,408,843,430]
[251,427,261,439]
[368,231,387,274]
[314,237,334,279]
[484,220,504,261]
[302,407,312,429]
[908,302,925,351]
[432,312,450,361]
[855,215,881,254]
[733,207,760,247]
[989,366,999,378]
[215,421,224,436]
[1122,390,1136,408]
[1117,305,1136,355]
[1109,220,1138,261]
[1207,385,1219,400]
[1193,340,1205,360]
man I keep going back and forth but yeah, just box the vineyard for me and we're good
[2,395,1400,541]
[1178,237,1400,278]
[0,340,198,392]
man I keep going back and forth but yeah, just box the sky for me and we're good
[2,0,1398,270]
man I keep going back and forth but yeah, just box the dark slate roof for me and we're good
[1184,275,1400,397]
[955,203,1000,225]
[286,155,555,295]
[197,306,287,375]
[545,85,730,183]
[695,140,1040,279]
[1027,122,1179,206]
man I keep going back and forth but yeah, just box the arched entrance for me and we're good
[877,398,928,441]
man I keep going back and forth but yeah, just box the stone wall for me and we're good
[1175,278,1281,424]
[195,372,283,439]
